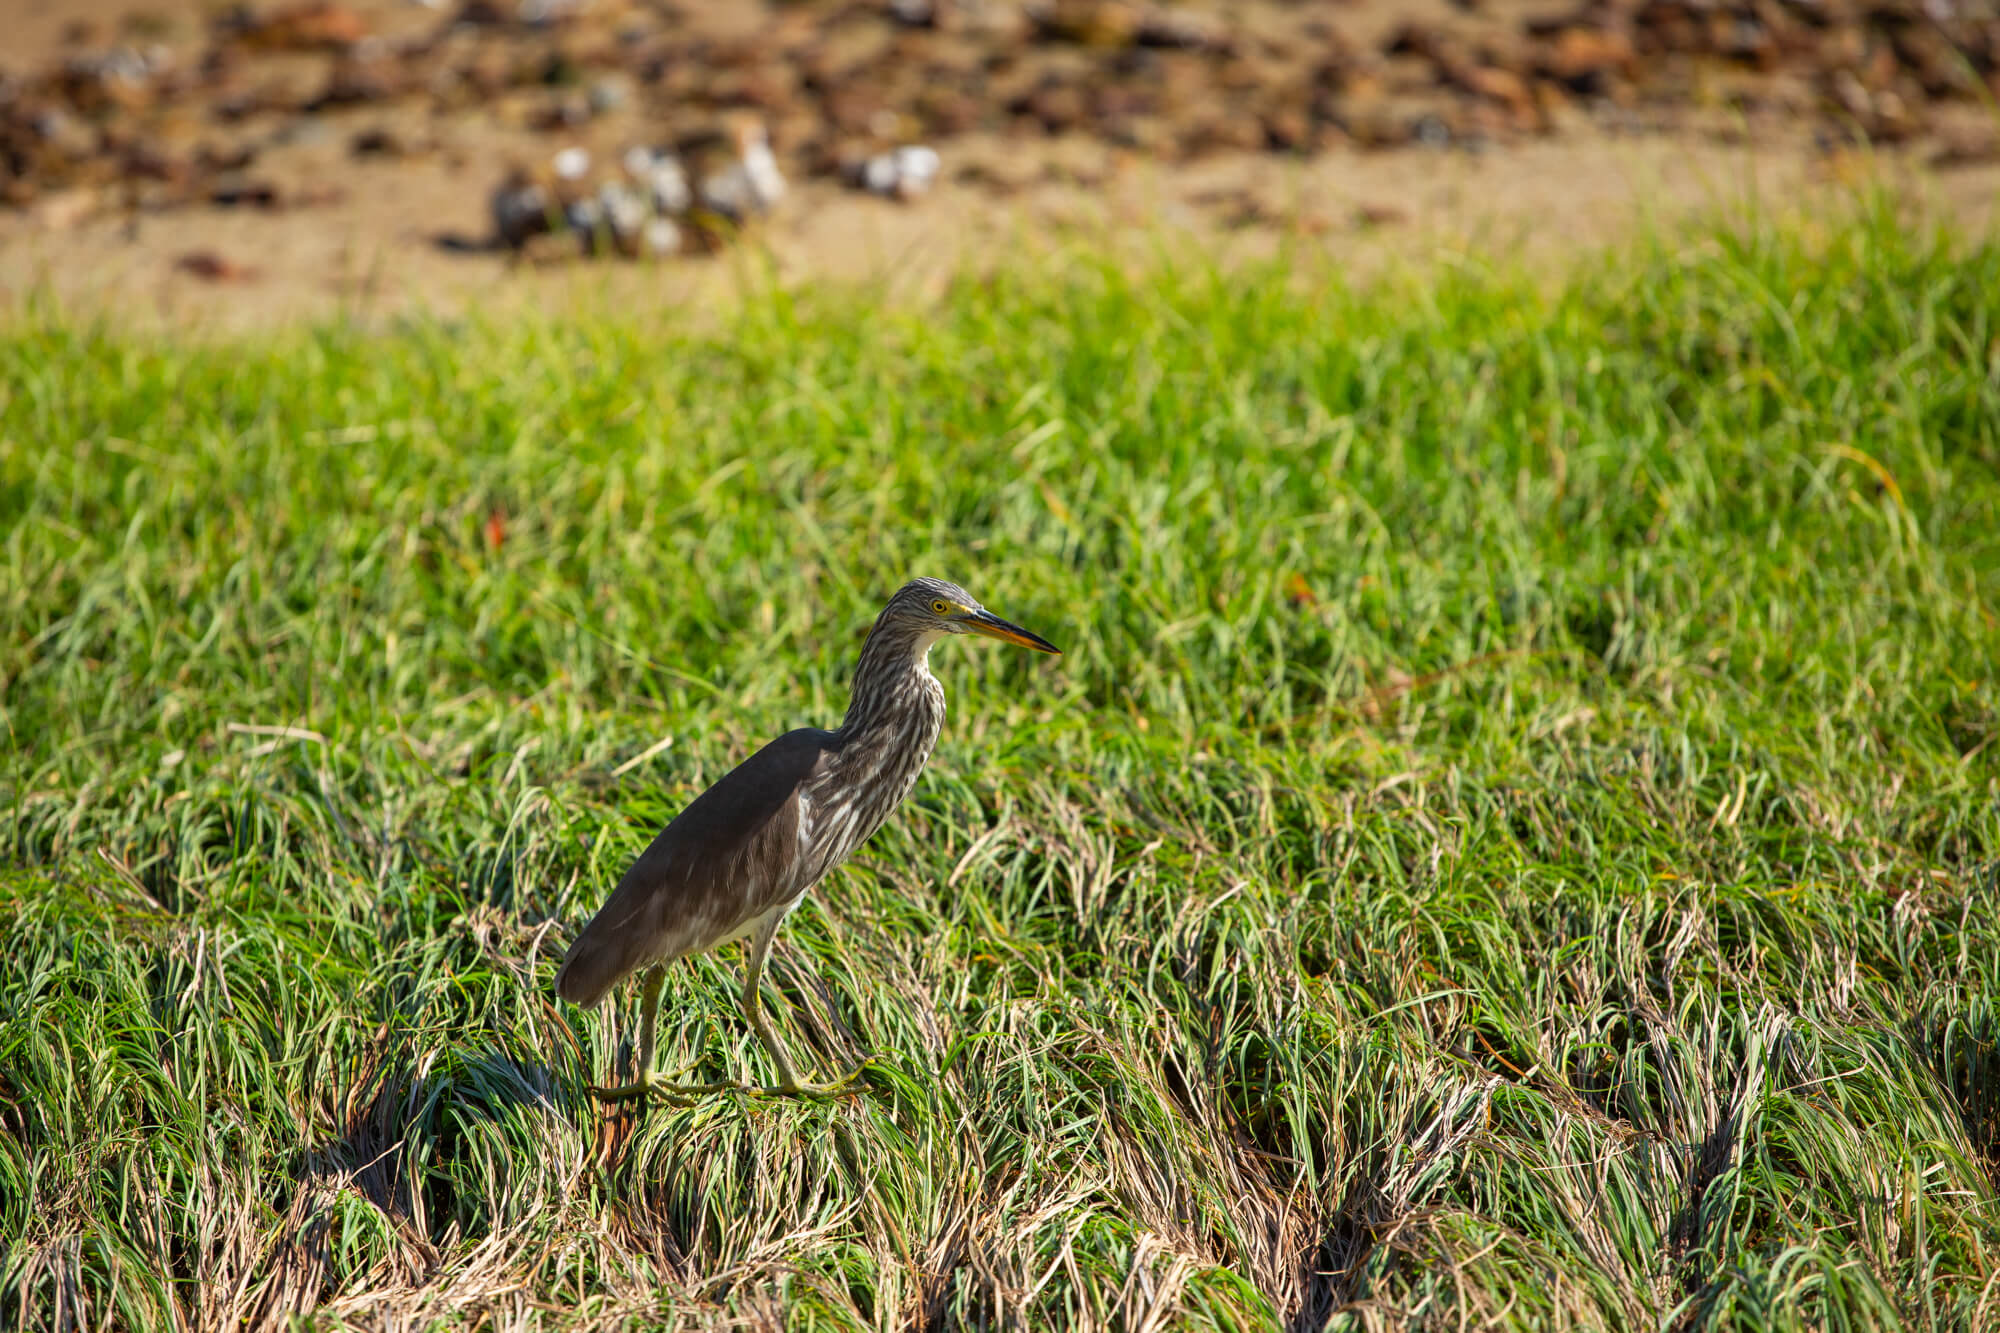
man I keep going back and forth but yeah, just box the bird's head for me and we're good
[884,577,1060,654]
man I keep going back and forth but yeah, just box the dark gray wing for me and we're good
[554,728,838,1009]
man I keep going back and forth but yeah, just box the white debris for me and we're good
[698,120,785,221]
[596,180,649,253]
[641,216,681,258]
[517,0,584,25]
[847,143,942,200]
[551,145,591,181]
[894,144,941,192]
[623,145,691,215]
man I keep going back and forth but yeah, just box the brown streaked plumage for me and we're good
[556,576,1059,1102]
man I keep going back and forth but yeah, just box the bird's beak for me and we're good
[965,608,1060,654]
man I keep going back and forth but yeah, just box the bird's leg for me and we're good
[739,916,871,1099]
[593,964,668,1102]
[593,964,748,1103]
[740,918,804,1088]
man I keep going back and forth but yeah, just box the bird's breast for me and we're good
[806,672,944,883]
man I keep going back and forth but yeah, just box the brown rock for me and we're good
[1262,105,1312,151]
[313,50,408,107]
[1829,68,1872,119]
[1021,81,1088,133]
[1102,113,1174,152]
[1540,26,1635,90]
[914,89,985,136]
[351,126,411,157]
[1383,22,1450,62]
[230,2,370,52]
[55,49,162,115]
[1898,27,1980,99]
[1135,8,1229,53]
[209,174,281,207]
[1344,105,1411,148]
[175,249,260,280]
[29,106,101,163]
[195,141,258,172]
[1215,55,1271,94]
[120,140,185,183]
[1181,113,1266,155]
[1868,87,1920,142]
[1931,125,2000,169]
[1034,2,1141,47]
[1460,64,1530,109]
[1707,13,1777,71]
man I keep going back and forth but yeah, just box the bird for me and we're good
[555,577,1059,1102]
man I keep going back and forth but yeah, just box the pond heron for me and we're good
[555,577,1059,1101]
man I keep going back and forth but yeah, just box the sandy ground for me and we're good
[6,130,1995,335]
[3,0,1998,333]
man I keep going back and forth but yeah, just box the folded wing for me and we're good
[554,728,838,1009]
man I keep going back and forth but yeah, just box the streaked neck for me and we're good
[838,619,942,737]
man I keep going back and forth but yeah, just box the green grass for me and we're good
[3,204,1998,1330]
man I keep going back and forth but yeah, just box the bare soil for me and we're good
[3,0,1998,332]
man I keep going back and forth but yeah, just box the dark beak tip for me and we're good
[977,610,1060,655]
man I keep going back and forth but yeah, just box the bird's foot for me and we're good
[759,1057,877,1100]
[593,1051,750,1104]
[592,1059,878,1105]
[593,1073,751,1103]
[591,1071,666,1103]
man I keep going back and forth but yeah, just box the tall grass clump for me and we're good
[2,206,1998,1330]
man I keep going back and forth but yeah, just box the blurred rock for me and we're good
[587,74,632,115]
[518,0,588,27]
[1931,123,2000,168]
[691,117,785,220]
[845,143,942,199]
[593,179,648,254]
[1032,2,1142,47]
[562,192,601,236]
[351,126,411,157]
[1136,8,1229,52]
[222,2,370,52]
[32,107,100,162]
[641,214,681,257]
[8,0,2000,264]
[210,174,281,207]
[175,249,260,280]
[314,44,409,107]
[491,167,553,247]
[56,47,168,115]
[623,144,691,214]
[1538,26,1635,92]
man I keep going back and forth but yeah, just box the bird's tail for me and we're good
[553,933,624,1010]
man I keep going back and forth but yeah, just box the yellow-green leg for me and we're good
[591,920,872,1104]
[595,965,674,1101]
[737,913,869,1098]
[593,965,749,1103]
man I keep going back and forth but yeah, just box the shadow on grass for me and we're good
[1919,1009,2000,1192]
[294,1041,576,1260]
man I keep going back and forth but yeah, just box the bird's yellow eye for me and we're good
[931,599,952,616]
